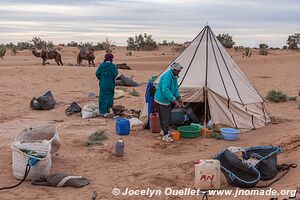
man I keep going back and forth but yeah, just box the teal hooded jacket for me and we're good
[96,61,118,94]
[154,69,180,105]
[96,61,118,114]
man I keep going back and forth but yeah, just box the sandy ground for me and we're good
[0,46,299,200]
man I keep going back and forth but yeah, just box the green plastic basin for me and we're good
[177,125,200,138]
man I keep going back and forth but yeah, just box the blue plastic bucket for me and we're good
[220,128,239,141]
[116,118,130,135]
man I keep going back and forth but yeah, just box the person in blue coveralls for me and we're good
[96,53,118,117]
[154,62,184,142]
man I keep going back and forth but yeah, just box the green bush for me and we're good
[102,38,116,53]
[259,44,269,49]
[67,41,79,47]
[259,43,269,56]
[243,47,251,58]
[287,33,300,50]
[127,33,158,51]
[11,46,17,56]
[32,37,47,49]
[259,48,268,55]
[79,42,93,50]
[86,130,108,146]
[0,44,7,59]
[17,41,33,50]
[266,90,288,103]
[172,44,185,53]
[234,46,239,52]
[216,33,235,49]
[129,89,140,97]
[47,41,54,49]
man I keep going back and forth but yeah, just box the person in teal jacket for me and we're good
[96,54,118,117]
[154,62,183,142]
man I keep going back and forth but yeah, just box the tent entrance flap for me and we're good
[180,87,204,102]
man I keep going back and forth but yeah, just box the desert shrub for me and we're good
[126,51,132,56]
[94,42,104,51]
[17,41,33,50]
[80,38,116,53]
[79,42,93,50]
[127,33,158,51]
[67,41,79,47]
[172,44,185,52]
[158,40,178,46]
[243,47,251,58]
[259,49,268,55]
[259,43,269,56]
[287,96,297,101]
[11,46,18,55]
[234,46,244,52]
[266,90,288,103]
[216,33,235,49]
[259,44,268,49]
[0,44,7,59]
[234,46,239,52]
[287,33,300,50]
[47,41,54,49]
[102,38,116,53]
[210,132,221,139]
[168,41,178,46]
[270,47,280,50]
[4,43,18,55]
[86,130,108,146]
[5,42,15,49]
[32,37,47,49]
[160,40,168,46]
[129,89,140,97]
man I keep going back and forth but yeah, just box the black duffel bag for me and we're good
[30,91,56,110]
[214,150,261,188]
[243,146,283,181]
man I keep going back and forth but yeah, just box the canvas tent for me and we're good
[141,25,271,131]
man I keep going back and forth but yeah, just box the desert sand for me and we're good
[0,46,299,200]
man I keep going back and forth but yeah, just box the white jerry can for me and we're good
[195,159,220,190]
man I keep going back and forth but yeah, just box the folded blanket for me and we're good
[31,173,90,188]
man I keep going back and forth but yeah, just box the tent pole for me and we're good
[204,87,207,126]
[157,26,207,83]
[204,26,209,127]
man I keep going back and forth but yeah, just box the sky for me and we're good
[0,0,300,47]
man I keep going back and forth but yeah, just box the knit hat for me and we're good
[104,53,114,62]
[171,62,183,71]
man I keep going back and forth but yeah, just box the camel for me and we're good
[77,48,95,67]
[32,48,63,66]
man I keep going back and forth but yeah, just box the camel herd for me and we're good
[32,48,96,67]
